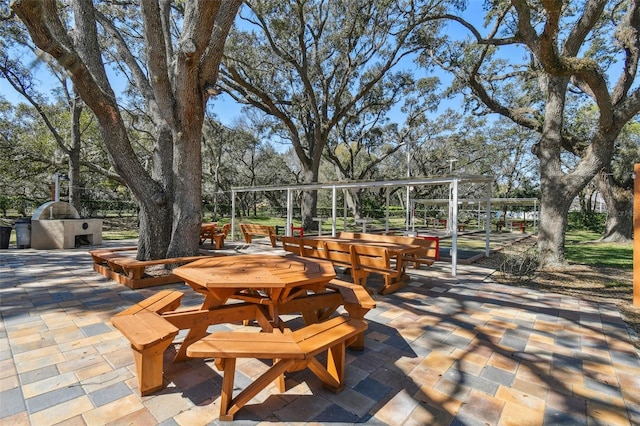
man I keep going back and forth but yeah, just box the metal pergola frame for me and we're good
[410,197,539,233]
[229,174,494,276]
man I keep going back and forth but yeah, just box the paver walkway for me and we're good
[1,240,639,425]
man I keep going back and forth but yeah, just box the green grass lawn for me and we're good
[564,230,633,270]
[100,218,633,271]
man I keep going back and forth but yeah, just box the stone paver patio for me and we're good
[1,239,639,425]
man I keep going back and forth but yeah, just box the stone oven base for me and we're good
[31,219,103,250]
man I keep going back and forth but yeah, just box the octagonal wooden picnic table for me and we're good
[170,254,337,360]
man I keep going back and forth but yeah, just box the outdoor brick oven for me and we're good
[31,201,102,249]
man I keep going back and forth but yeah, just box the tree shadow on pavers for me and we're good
[157,317,417,423]
[377,276,640,425]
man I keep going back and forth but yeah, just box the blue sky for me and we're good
[209,2,488,126]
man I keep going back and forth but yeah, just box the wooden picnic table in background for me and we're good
[298,235,423,294]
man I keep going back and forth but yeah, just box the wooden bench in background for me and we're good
[349,244,404,294]
[322,240,371,286]
[284,237,403,294]
[90,247,217,289]
[111,290,184,395]
[186,316,368,421]
[240,223,278,247]
[510,221,526,233]
[199,222,217,245]
[338,231,439,268]
[200,223,230,249]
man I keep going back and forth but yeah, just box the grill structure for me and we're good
[31,201,102,249]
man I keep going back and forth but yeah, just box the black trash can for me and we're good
[0,226,11,249]
[15,218,31,249]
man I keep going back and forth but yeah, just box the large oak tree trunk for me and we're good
[12,0,241,260]
[595,171,634,242]
[300,168,319,231]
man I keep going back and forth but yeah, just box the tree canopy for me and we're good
[426,0,640,265]
[10,0,241,259]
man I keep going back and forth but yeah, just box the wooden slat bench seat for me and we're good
[291,237,406,294]
[186,316,368,421]
[116,289,184,316]
[111,291,185,395]
[338,231,439,268]
[240,223,278,247]
[90,247,219,289]
[349,244,405,294]
[199,222,217,245]
[325,279,375,349]
[200,223,230,249]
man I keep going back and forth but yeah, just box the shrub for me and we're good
[567,211,605,233]
[496,245,540,283]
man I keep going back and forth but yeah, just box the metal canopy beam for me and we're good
[230,175,493,193]
[228,174,494,277]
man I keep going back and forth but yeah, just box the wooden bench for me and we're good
[349,243,404,294]
[201,223,230,249]
[186,316,368,420]
[338,232,439,268]
[281,235,302,255]
[511,221,526,233]
[281,236,327,258]
[322,240,370,285]
[199,222,217,245]
[90,247,217,289]
[240,223,278,247]
[111,290,184,395]
[289,237,403,294]
[325,279,375,349]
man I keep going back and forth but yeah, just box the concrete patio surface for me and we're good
[1,239,639,425]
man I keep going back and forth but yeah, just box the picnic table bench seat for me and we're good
[90,247,219,289]
[325,279,375,349]
[240,223,278,247]
[111,290,184,395]
[187,315,368,421]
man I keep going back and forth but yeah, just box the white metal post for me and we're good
[231,190,236,241]
[343,190,347,231]
[451,178,458,277]
[385,187,390,233]
[332,186,337,236]
[286,189,293,236]
[485,184,491,257]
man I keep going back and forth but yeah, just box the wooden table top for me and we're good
[173,254,336,289]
